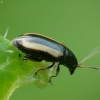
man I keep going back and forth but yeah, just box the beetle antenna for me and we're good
[4,27,9,38]
[78,46,100,70]
[78,64,100,70]
[80,46,100,64]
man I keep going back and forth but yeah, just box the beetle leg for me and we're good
[49,63,60,84]
[34,62,55,77]
[19,53,21,57]
[24,54,42,62]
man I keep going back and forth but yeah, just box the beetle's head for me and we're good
[62,49,78,75]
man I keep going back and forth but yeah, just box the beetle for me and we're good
[12,33,100,83]
[12,33,78,82]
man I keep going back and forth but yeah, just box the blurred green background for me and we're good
[0,0,100,100]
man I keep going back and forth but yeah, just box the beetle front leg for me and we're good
[34,62,55,77]
[49,63,60,84]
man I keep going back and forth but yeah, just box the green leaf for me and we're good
[0,35,52,100]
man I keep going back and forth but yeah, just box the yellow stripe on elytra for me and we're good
[22,39,63,58]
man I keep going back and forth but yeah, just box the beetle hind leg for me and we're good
[34,62,55,77]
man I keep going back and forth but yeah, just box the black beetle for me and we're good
[12,33,78,82]
[12,33,100,83]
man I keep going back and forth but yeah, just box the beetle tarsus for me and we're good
[34,72,37,77]
[49,79,52,85]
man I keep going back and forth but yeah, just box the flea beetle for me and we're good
[12,33,100,82]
